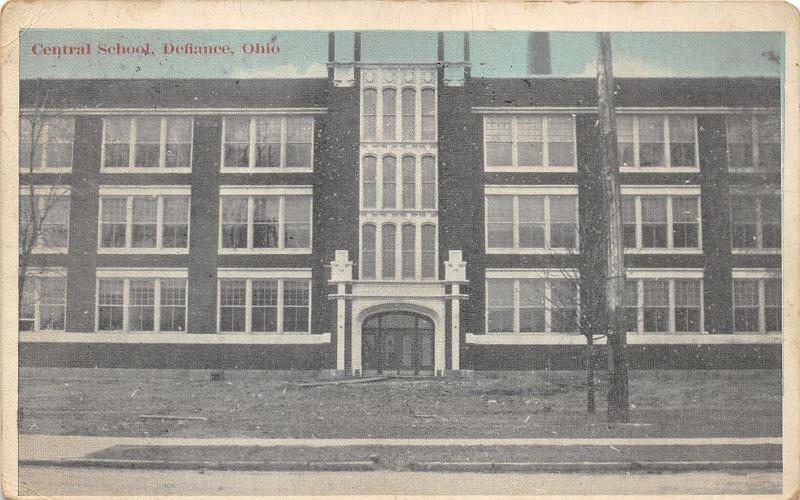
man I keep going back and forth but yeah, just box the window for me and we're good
[382,88,397,141]
[217,272,311,334]
[616,115,697,170]
[485,189,578,252]
[421,89,436,141]
[222,116,314,170]
[96,272,187,332]
[362,89,377,141]
[726,114,780,172]
[484,115,576,170]
[730,194,781,251]
[102,116,192,171]
[19,272,66,331]
[621,189,702,252]
[360,223,437,281]
[98,189,191,252]
[733,274,781,334]
[401,88,416,141]
[19,116,74,171]
[363,154,436,210]
[219,189,312,252]
[19,189,70,253]
[624,272,704,334]
[486,274,579,334]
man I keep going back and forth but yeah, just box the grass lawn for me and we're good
[19,369,781,439]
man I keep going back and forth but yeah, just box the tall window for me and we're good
[401,88,416,141]
[730,194,781,251]
[421,89,436,141]
[19,273,66,331]
[19,191,70,252]
[421,156,436,209]
[382,88,396,141]
[220,193,311,251]
[484,115,576,170]
[487,276,579,334]
[102,116,192,170]
[734,277,781,333]
[616,115,698,169]
[726,114,780,172]
[401,224,416,279]
[362,156,377,209]
[421,224,436,279]
[622,191,702,251]
[382,224,396,279]
[98,192,190,251]
[382,156,397,209]
[624,274,703,333]
[222,116,314,170]
[97,275,187,332]
[485,193,578,252]
[19,116,74,171]
[218,276,310,334]
[402,156,416,209]
[362,89,377,141]
[361,224,376,279]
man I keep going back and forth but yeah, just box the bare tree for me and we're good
[18,81,70,328]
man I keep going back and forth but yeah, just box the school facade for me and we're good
[19,34,782,373]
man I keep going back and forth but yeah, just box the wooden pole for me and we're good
[596,32,630,423]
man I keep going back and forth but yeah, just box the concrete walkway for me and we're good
[17,434,782,462]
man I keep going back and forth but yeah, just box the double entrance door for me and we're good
[362,312,434,375]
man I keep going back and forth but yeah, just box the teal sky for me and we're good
[19,30,783,79]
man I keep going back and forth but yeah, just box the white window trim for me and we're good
[624,268,705,335]
[359,221,438,281]
[484,186,579,255]
[100,116,194,173]
[20,331,331,344]
[617,115,700,173]
[362,84,437,144]
[216,270,312,335]
[220,115,314,173]
[94,268,189,334]
[483,114,578,172]
[19,116,75,173]
[729,188,781,255]
[19,186,71,254]
[97,186,191,254]
[732,269,782,335]
[726,114,781,174]
[465,333,782,345]
[484,269,580,335]
[360,154,438,212]
[621,185,703,254]
[19,267,67,332]
[218,186,313,255]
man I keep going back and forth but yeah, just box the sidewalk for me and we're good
[18,434,783,472]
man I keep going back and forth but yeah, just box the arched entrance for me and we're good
[361,312,434,375]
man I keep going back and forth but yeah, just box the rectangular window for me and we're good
[484,115,576,170]
[220,192,312,252]
[102,116,192,171]
[97,275,187,332]
[733,276,782,334]
[726,114,780,172]
[19,116,74,171]
[401,88,416,141]
[217,275,311,334]
[486,275,579,334]
[486,192,578,252]
[421,89,436,141]
[616,115,697,170]
[98,191,191,252]
[731,194,781,251]
[621,191,702,251]
[625,274,703,334]
[19,191,70,252]
[19,273,66,331]
[222,116,314,170]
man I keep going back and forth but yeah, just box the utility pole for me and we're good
[596,32,630,423]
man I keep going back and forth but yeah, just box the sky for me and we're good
[19,30,784,79]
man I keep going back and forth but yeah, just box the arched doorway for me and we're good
[361,312,434,375]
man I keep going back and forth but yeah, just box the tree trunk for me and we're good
[596,32,630,423]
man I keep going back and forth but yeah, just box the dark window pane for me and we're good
[517,143,542,166]
[486,143,512,166]
[670,143,695,167]
[548,142,574,166]
[639,143,664,167]
[134,144,160,168]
